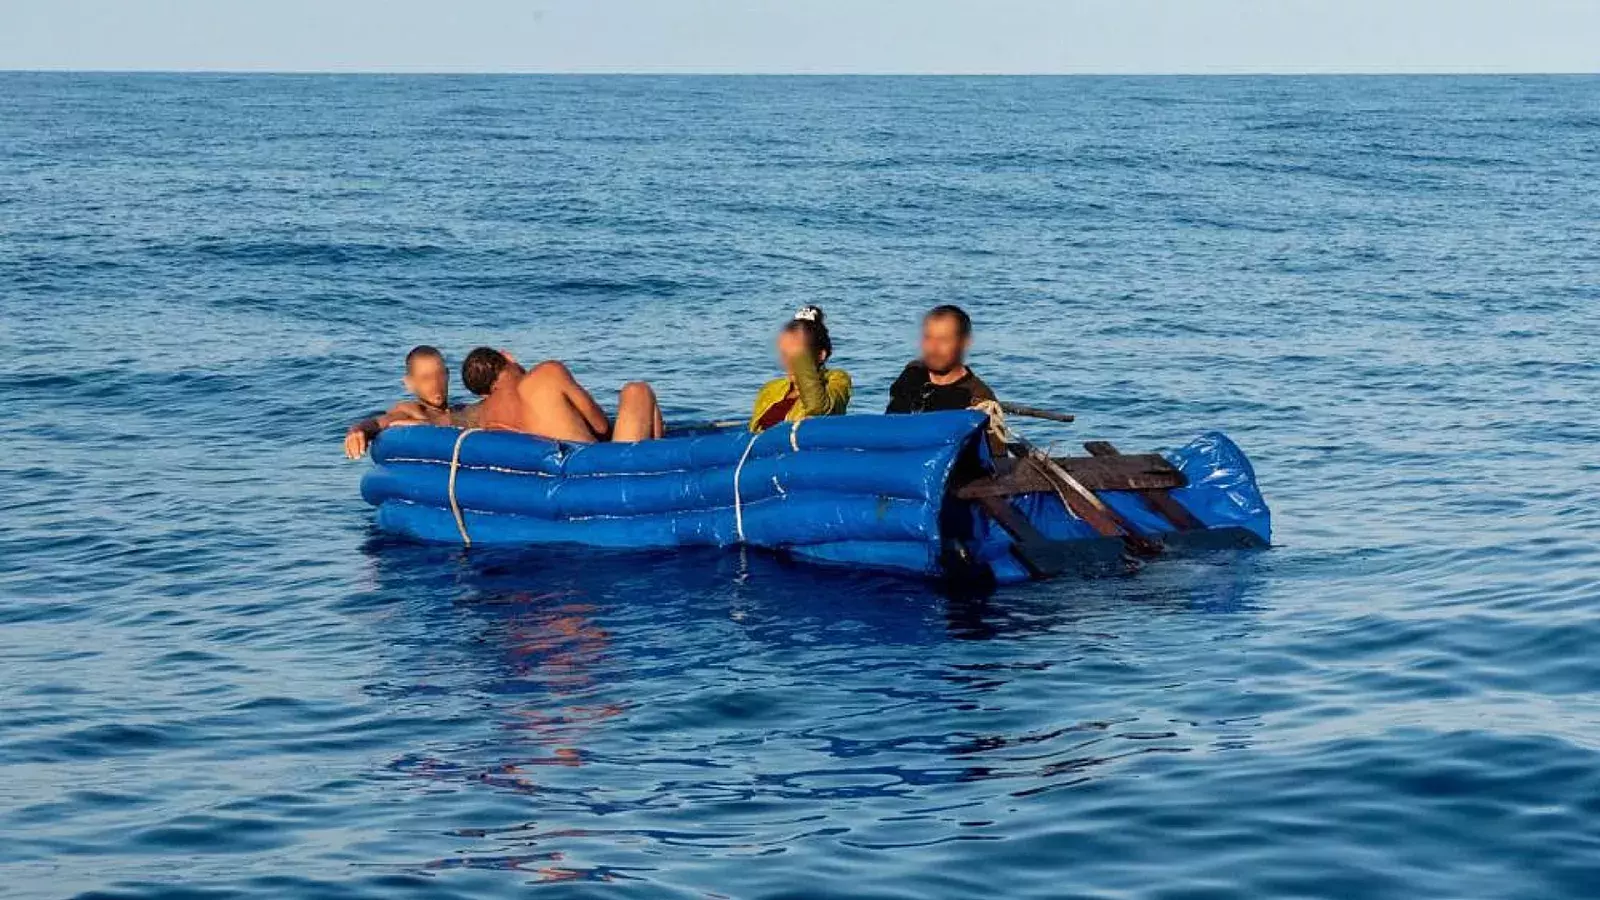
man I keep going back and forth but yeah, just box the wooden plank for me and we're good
[1083,441,1204,531]
[973,495,1073,579]
[1019,455,1128,539]
[974,494,1049,544]
[955,453,1184,499]
[972,495,1137,578]
[960,440,1188,560]
[1062,454,1185,489]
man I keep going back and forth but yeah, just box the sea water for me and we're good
[2,74,1598,898]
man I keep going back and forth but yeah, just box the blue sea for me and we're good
[3,73,1599,899]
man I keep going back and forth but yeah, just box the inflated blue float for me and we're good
[361,411,1269,583]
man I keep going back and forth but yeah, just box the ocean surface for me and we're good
[2,73,1598,899]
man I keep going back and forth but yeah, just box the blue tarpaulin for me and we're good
[362,412,1269,582]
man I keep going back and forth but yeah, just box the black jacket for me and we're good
[886,362,996,414]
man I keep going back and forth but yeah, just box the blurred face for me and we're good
[776,329,809,374]
[403,355,449,408]
[920,314,970,375]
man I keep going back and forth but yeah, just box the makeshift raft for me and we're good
[361,410,1269,584]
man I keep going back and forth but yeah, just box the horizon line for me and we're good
[4,67,1599,77]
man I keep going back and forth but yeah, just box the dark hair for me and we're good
[925,304,972,337]
[405,344,445,371]
[461,347,509,396]
[782,305,833,361]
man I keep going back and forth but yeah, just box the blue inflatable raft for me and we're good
[361,411,1269,584]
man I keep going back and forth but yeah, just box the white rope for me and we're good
[971,398,1015,446]
[970,399,1112,520]
[789,418,802,452]
[447,428,480,546]
[731,430,760,544]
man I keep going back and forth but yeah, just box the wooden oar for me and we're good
[668,419,745,434]
[670,404,1075,434]
[998,402,1075,424]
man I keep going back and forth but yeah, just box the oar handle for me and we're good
[667,405,1072,434]
[999,402,1075,424]
[668,419,745,434]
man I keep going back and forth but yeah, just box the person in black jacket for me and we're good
[886,305,996,414]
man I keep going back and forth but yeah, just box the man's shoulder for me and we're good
[519,360,571,388]
[893,360,928,385]
[528,359,571,376]
[964,369,997,401]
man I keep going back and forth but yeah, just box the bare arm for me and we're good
[790,352,845,416]
[563,377,611,439]
[349,415,382,440]
[344,402,425,458]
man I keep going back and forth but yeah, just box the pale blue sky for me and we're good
[4,0,1598,74]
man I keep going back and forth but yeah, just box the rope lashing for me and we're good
[970,399,1014,447]
[447,428,480,547]
[731,430,760,544]
[970,398,1112,522]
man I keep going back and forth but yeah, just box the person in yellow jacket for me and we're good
[749,306,852,432]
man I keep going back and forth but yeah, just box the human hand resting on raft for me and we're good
[343,345,460,459]
[343,426,373,460]
[344,417,426,459]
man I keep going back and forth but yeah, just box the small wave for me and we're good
[162,237,447,266]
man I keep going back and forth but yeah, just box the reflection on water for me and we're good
[358,540,1272,882]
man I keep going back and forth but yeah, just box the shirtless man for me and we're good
[343,345,475,458]
[461,347,663,443]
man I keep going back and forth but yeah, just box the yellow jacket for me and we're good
[749,353,852,432]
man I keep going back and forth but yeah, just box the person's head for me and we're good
[777,305,832,373]
[461,346,524,396]
[403,345,449,408]
[919,304,973,375]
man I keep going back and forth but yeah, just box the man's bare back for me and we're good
[462,348,662,443]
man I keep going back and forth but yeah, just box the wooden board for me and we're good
[955,453,1185,499]
[1083,441,1203,531]
[972,495,1126,578]
[967,452,1161,555]
[1019,453,1131,541]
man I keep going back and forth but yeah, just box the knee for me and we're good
[619,381,656,404]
